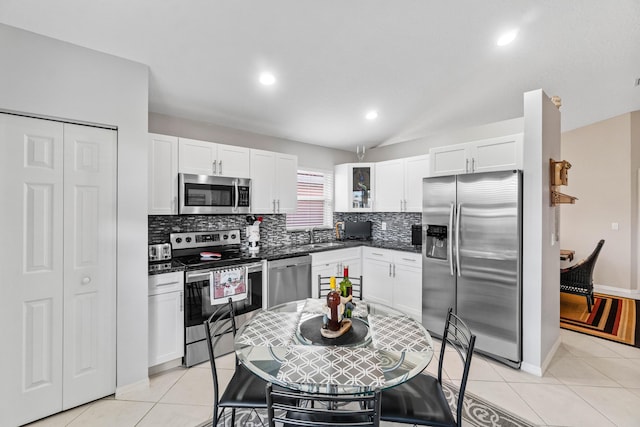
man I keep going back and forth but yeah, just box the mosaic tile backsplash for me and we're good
[148,212,421,248]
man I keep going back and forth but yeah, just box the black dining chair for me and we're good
[380,307,476,427]
[560,239,605,313]
[204,297,270,426]
[266,382,381,427]
[318,275,363,300]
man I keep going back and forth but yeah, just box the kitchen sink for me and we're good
[297,242,345,251]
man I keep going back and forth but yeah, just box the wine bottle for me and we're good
[340,266,352,298]
[326,276,342,331]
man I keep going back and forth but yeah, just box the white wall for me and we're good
[521,89,561,375]
[149,112,353,169]
[0,24,150,389]
[561,112,639,294]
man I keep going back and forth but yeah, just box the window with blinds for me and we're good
[286,169,333,229]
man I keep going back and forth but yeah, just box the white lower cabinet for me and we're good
[362,247,422,320]
[148,272,184,367]
[311,247,362,298]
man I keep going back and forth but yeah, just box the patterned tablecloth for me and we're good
[234,298,434,392]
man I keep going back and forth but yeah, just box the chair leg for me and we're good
[586,294,592,313]
[231,408,236,426]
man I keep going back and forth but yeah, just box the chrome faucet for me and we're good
[307,227,315,244]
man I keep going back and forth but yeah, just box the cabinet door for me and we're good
[374,159,404,212]
[363,258,392,305]
[392,264,422,321]
[178,138,216,175]
[250,149,276,213]
[217,143,250,178]
[275,153,298,214]
[148,134,178,214]
[471,134,523,173]
[404,155,430,212]
[429,143,470,176]
[149,291,184,367]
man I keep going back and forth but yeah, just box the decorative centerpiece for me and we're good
[321,276,352,338]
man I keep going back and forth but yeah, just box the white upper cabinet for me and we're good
[334,163,376,212]
[178,137,250,178]
[375,155,429,212]
[429,133,523,176]
[148,133,178,215]
[250,149,298,214]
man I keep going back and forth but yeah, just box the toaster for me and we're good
[148,243,172,261]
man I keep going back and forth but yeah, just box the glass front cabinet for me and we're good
[334,163,375,212]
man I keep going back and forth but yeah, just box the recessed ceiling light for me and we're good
[365,110,378,121]
[496,29,518,46]
[259,72,276,86]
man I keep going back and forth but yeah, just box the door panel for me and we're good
[455,170,521,361]
[63,124,117,409]
[0,114,64,426]
[422,175,456,336]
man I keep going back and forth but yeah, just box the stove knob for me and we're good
[186,237,192,243]
[175,238,182,244]
[230,233,237,240]
[223,234,229,240]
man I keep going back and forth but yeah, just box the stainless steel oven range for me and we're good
[171,229,264,367]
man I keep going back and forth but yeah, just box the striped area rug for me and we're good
[560,292,640,348]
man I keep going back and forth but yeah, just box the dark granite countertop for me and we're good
[148,240,422,275]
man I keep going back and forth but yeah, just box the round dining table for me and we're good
[234,298,434,394]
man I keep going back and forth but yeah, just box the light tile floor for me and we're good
[27,329,640,427]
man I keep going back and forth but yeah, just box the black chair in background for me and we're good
[560,239,605,313]
[380,307,476,427]
[266,383,381,427]
[318,275,363,300]
[204,298,269,426]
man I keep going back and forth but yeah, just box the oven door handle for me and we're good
[186,271,214,281]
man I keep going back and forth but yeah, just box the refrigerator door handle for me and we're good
[448,203,455,276]
[456,203,462,277]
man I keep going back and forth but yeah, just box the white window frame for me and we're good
[286,167,334,230]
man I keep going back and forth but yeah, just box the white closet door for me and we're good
[62,124,117,409]
[0,114,65,426]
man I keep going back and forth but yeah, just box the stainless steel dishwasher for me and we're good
[267,255,312,308]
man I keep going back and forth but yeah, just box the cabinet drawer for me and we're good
[311,247,361,265]
[394,252,421,268]
[363,247,392,263]
[148,271,184,295]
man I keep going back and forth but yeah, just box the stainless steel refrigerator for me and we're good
[422,170,522,367]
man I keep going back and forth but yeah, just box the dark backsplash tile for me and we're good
[149,212,421,247]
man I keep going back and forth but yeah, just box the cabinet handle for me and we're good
[276,199,280,213]
[388,264,392,277]
[401,258,417,263]
[371,252,384,257]
[272,199,276,213]
[82,276,91,285]
[393,263,396,277]
[180,291,183,312]
[212,161,217,174]
[465,158,469,173]
[219,160,223,175]
[471,158,475,172]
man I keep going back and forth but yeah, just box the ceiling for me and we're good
[1,0,639,152]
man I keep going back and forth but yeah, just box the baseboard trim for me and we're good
[521,334,562,377]
[115,377,150,398]
[594,284,640,300]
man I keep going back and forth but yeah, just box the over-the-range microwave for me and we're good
[178,173,251,214]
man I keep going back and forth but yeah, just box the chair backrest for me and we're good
[318,275,363,300]
[583,239,605,276]
[266,383,381,427]
[437,307,476,426]
[203,298,238,416]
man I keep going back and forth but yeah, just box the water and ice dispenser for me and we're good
[425,225,448,260]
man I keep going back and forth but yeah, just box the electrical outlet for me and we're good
[612,222,619,231]
[381,222,387,231]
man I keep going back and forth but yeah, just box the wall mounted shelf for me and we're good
[550,159,577,206]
